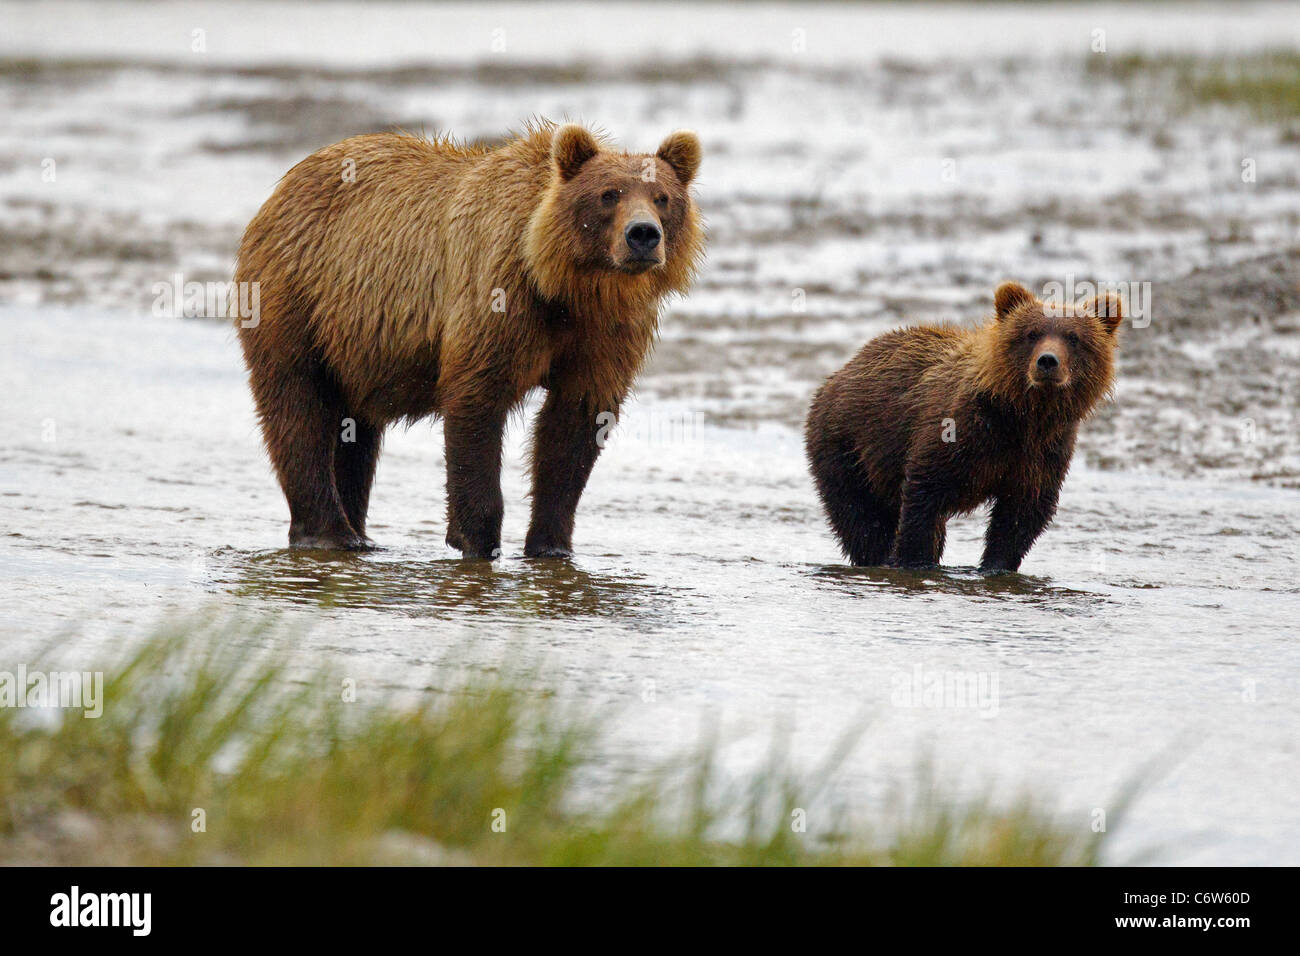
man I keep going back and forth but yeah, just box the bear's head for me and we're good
[980,281,1122,417]
[527,124,704,306]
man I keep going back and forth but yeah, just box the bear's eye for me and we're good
[601,189,620,205]
[1065,332,1080,346]
[654,193,669,208]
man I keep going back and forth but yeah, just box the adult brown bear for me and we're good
[805,282,1121,571]
[234,122,704,558]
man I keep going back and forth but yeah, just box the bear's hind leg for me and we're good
[808,439,897,566]
[252,359,365,550]
[890,471,950,568]
[335,415,382,546]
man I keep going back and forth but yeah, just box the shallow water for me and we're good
[3,0,1300,865]
[3,307,1298,864]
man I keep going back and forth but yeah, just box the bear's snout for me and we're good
[1030,341,1069,386]
[624,219,662,258]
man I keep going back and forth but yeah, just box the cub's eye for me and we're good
[1065,332,1080,346]
[601,189,620,205]
[654,193,669,208]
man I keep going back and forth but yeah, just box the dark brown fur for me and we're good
[234,122,704,557]
[805,282,1121,571]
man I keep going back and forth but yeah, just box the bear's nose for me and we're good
[1036,352,1059,372]
[625,220,661,256]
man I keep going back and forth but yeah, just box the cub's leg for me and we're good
[442,399,510,560]
[249,358,365,550]
[524,390,611,558]
[890,467,951,568]
[334,415,383,545]
[982,436,1071,572]
[980,486,1061,573]
[807,435,897,566]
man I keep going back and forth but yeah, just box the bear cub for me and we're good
[805,281,1121,572]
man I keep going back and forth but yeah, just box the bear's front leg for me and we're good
[979,486,1061,573]
[981,435,1071,572]
[443,403,509,560]
[524,390,611,558]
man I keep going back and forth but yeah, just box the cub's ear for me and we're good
[1087,292,1125,335]
[994,281,1035,319]
[656,130,702,185]
[552,124,600,181]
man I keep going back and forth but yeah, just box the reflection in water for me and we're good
[807,563,1109,607]
[212,548,675,625]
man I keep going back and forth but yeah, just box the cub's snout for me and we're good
[1030,338,1069,386]
[624,218,662,257]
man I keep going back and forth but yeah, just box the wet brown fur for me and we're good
[805,282,1122,571]
[235,121,704,557]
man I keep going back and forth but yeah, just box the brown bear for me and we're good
[234,122,704,558]
[805,282,1121,571]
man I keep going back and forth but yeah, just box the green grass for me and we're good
[1,616,1124,865]
[1089,51,1300,123]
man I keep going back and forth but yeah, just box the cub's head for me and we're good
[527,124,703,302]
[983,281,1122,415]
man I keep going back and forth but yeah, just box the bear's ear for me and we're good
[552,124,600,181]
[994,281,1035,319]
[1087,293,1125,335]
[656,130,702,185]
